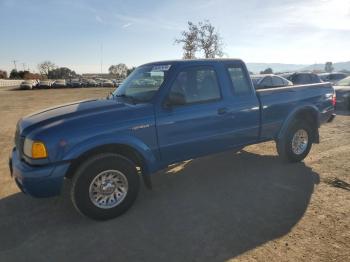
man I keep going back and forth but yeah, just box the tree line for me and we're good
[108,64,135,78]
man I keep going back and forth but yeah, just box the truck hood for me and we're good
[18,98,138,134]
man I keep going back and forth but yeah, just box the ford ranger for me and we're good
[9,59,336,220]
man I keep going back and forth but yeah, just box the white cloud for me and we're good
[122,22,132,28]
[95,15,103,24]
[114,13,182,31]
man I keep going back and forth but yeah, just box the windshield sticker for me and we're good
[151,65,171,72]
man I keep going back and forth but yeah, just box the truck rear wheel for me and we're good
[71,153,140,220]
[277,120,313,162]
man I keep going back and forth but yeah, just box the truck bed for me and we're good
[256,82,334,140]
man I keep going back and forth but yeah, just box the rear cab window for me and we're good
[226,64,253,95]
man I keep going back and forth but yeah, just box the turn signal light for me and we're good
[32,142,48,159]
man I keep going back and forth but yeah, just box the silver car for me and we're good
[52,79,67,88]
[334,76,350,110]
[38,80,52,88]
[20,80,35,90]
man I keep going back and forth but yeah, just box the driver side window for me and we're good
[168,66,221,105]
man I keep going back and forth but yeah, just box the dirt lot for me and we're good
[0,87,349,262]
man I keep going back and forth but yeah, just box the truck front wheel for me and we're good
[277,120,313,162]
[71,153,140,220]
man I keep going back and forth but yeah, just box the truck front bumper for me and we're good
[9,148,70,198]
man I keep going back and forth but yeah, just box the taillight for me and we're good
[332,92,336,107]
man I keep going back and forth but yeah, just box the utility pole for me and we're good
[12,60,18,70]
[100,43,103,75]
[22,63,26,71]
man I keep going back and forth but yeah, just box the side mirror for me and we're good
[164,92,186,108]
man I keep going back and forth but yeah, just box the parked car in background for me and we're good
[287,73,322,85]
[85,79,98,87]
[334,76,350,110]
[52,79,66,88]
[67,79,82,88]
[101,79,114,87]
[95,79,104,87]
[318,73,348,84]
[251,74,292,89]
[37,80,52,88]
[20,80,35,90]
[279,73,293,80]
[115,79,124,87]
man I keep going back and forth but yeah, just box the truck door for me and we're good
[221,62,260,146]
[155,65,233,164]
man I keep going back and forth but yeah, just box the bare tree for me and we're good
[0,70,7,79]
[198,20,223,58]
[38,61,57,77]
[109,63,128,78]
[175,20,224,59]
[175,22,199,59]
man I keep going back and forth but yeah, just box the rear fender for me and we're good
[277,105,320,143]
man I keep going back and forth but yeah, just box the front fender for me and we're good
[277,104,320,141]
[62,134,159,175]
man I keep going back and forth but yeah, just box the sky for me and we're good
[0,0,349,73]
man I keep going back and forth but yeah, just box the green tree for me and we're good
[127,67,136,76]
[10,69,20,79]
[48,67,77,79]
[260,68,273,74]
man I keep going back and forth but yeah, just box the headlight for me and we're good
[23,138,48,159]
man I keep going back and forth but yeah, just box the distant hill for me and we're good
[301,61,350,72]
[246,61,350,73]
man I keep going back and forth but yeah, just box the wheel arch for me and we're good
[277,105,320,143]
[65,143,154,179]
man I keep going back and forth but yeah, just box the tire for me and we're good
[71,153,140,220]
[276,120,313,162]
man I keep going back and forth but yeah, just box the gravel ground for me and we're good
[0,87,349,262]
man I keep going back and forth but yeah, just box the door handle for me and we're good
[217,107,228,115]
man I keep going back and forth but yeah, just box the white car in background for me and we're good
[20,80,36,90]
[334,76,350,110]
[52,79,67,88]
[37,80,53,88]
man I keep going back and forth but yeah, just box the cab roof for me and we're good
[140,58,244,67]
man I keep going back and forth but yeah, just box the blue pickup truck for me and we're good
[9,59,336,220]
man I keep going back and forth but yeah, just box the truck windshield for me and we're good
[113,65,169,102]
